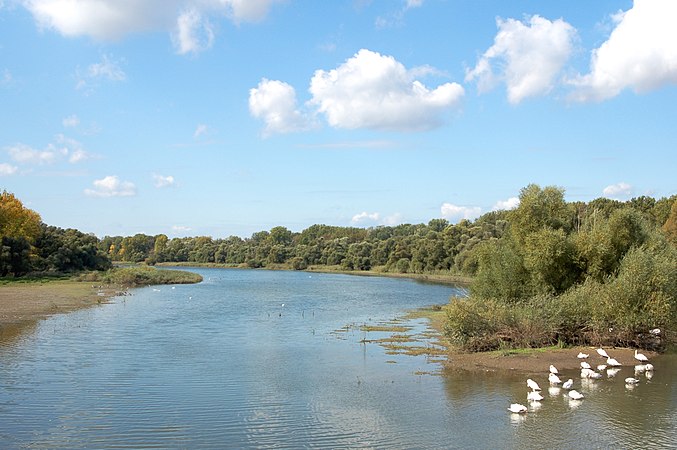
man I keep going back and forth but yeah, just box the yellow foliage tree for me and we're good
[0,190,42,243]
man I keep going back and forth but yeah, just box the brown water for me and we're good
[0,268,674,448]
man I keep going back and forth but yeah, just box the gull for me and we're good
[577,352,589,359]
[606,357,622,367]
[549,373,562,385]
[568,390,584,400]
[508,403,528,414]
[625,377,640,385]
[634,350,649,363]
[644,363,654,371]
[527,391,544,402]
[562,379,574,390]
[597,364,607,371]
[649,328,660,335]
[527,379,541,391]
[549,364,559,374]
[580,361,591,370]
[596,348,609,359]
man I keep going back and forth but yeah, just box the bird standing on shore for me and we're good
[597,348,609,359]
[577,352,589,359]
[634,350,649,363]
[549,364,559,374]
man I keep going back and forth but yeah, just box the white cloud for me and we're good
[440,203,482,222]
[62,114,80,127]
[194,123,208,139]
[173,8,214,55]
[569,0,677,102]
[602,182,633,200]
[23,0,279,50]
[492,197,520,211]
[310,49,464,131]
[351,211,403,226]
[249,78,314,136]
[77,54,126,91]
[466,15,576,104]
[0,163,18,176]
[7,143,60,164]
[172,225,192,233]
[6,135,92,165]
[84,175,136,197]
[153,174,175,188]
[87,54,126,81]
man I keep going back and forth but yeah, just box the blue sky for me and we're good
[1,0,675,238]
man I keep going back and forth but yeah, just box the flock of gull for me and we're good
[509,347,655,414]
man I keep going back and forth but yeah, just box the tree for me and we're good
[508,184,571,241]
[662,199,677,245]
[0,191,42,276]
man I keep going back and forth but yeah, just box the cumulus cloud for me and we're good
[23,0,280,51]
[249,78,314,136]
[351,211,403,226]
[569,0,677,102]
[173,8,214,55]
[84,175,136,197]
[466,15,576,104]
[62,114,80,127]
[0,163,18,176]
[440,203,482,222]
[153,174,175,188]
[310,49,464,131]
[492,197,520,211]
[602,182,633,200]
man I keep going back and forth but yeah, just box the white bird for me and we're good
[634,364,646,373]
[649,328,661,335]
[597,364,607,371]
[549,373,562,385]
[508,403,528,414]
[577,352,589,359]
[607,357,622,367]
[527,379,541,391]
[527,391,544,402]
[549,364,559,374]
[606,367,620,378]
[596,348,609,359]
[589,371,603,379]
[625,377,640,385]
[644,363,654,371]
[580,361,592,370]
[562,379,574,390]
[634,350,649,363]
[580,368,594,378]
[568,390,584,400]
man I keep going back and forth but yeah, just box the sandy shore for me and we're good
[0,281,121,342]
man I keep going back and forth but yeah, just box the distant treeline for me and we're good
[98,187,676,281]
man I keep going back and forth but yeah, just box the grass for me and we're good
[79,266,203,287]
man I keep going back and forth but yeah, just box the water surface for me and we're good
[0,268,674,448]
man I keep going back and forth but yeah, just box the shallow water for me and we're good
[0,268,674,448]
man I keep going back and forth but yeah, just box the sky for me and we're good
[1,0,676,239]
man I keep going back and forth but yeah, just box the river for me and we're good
[0,268,675,448]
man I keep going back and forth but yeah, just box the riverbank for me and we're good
[0,280,121,342]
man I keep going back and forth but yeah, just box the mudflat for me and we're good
[445,346,657,374]
[0,281,119,340]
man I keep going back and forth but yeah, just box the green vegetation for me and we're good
[444,184,677,353]
[83,266,203,287]
[1,190,111,277]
